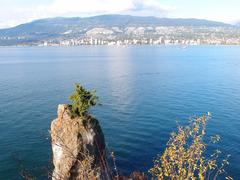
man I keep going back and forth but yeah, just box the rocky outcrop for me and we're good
[50,104,109,180]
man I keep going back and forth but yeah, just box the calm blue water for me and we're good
[0,46,240,179]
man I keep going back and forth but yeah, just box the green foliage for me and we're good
[69,83,99,118]
[149,113,232,180]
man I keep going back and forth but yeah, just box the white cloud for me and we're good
[48,0,135,14]
[0,0,175,28]
[139,0,175,11]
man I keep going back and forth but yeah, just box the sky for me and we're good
[0,0,240,28]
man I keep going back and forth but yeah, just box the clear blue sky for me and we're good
[0,0,239,28]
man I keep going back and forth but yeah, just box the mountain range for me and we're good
[0,14,238,46]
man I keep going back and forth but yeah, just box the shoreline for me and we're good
[1,44,240,48]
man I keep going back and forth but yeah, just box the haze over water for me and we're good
[0,46,240,179]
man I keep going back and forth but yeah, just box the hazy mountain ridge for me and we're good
[0,14,238,46]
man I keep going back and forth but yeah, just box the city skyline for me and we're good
[0,0,240,28]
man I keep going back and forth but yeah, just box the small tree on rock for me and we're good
[69,83,99,118]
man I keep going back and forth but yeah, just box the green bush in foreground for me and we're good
[149,113,232,180]
[69,83,99,118]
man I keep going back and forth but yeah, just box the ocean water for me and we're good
[0,46,240,179]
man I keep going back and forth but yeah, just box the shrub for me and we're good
[69,83,99,118]
[149,113,232,180]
